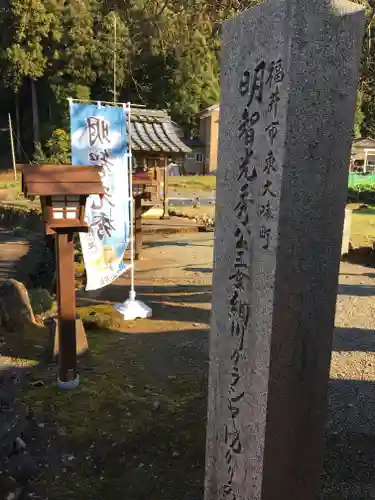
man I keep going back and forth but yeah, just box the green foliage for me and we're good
[28,288,54,315]
[348,183,375,202]
[356,0,375,138]
[33,129,71,164]
[355,90,365,138]
[0,0,374,151]
[1,0,58,90]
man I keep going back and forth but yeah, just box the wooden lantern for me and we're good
[21,164,105,388]
[22,164,104,235]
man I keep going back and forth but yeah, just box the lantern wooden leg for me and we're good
[55,232,78,386]
[162,165,169,219]
[134,196,142,261]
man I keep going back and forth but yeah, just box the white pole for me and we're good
[67,97,146,108]
[127,103,136,298]
[113,12,117,104]
[8,113,17,181]
[114,103,152,319]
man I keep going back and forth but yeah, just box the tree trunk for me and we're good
[31,78,40,147]
[15,95,21,158]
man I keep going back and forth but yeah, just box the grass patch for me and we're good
[0,181,19,190]
[77,304,124,331]
[169,175,216,192]
[169,204,215,219]
[349,204,375,248]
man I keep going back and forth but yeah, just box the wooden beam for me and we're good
[134,195,142,261]
[161,156,169,219]
[55,232,77,383]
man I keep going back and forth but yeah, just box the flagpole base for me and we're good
[114,291,152,321]
[57,374,80,390]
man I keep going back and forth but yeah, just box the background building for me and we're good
[198,103,220,174]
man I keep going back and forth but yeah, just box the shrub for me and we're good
[33,129,71,165]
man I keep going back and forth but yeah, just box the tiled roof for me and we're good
[352,137,375,148]
[129,108,191,154]
[199,103,220,118]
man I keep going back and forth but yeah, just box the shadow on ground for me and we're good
[343,247,375,268]
[333,327,375,352]
[338,283,375,297]
[143,239,213,250]
[2,233,375,499]
[323,378,375,499]
[2,320,208,500]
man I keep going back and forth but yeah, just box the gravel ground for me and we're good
[1,230,373,499]
[324,262,375,499]
[90,232,375,497]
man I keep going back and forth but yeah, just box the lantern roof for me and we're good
[22,164,104,197]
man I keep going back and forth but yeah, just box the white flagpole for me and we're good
[113,12,117,104]
[114,103,152,320]
[67,97,146,108]
[8,113,17,180]
[128,103,135,299]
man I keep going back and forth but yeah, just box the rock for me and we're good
[13,437,26,453]
[5,487,23,500]
[31,381,45,388]
[152,401,161,412]
[0,280,35,331]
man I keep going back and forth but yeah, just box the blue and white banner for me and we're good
[69,102,130,291]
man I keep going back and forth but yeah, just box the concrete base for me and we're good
[341,209,352,256]
[57,374,80,390]
[52,318,88,359]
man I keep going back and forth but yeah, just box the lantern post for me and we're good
[22,164,104,388]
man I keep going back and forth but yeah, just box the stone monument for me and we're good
[205,1,364,500]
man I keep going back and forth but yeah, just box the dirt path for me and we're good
[86,232,375,498]
[2,230,374,499]
[101,233,375,498]
[0,229,30,283]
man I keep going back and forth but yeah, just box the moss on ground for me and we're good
[77,304,125,331]
[21,327,206,500]
[348,204,375,248]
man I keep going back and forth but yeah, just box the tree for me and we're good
[0,0,373,153]
[352,0,375,137]
[169,30,219,132]
[0,0,63,146]
[92,9,130,101]
[33,128,71,164]
[354,90,365,138]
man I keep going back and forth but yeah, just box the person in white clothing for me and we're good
[167,158,180,176]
